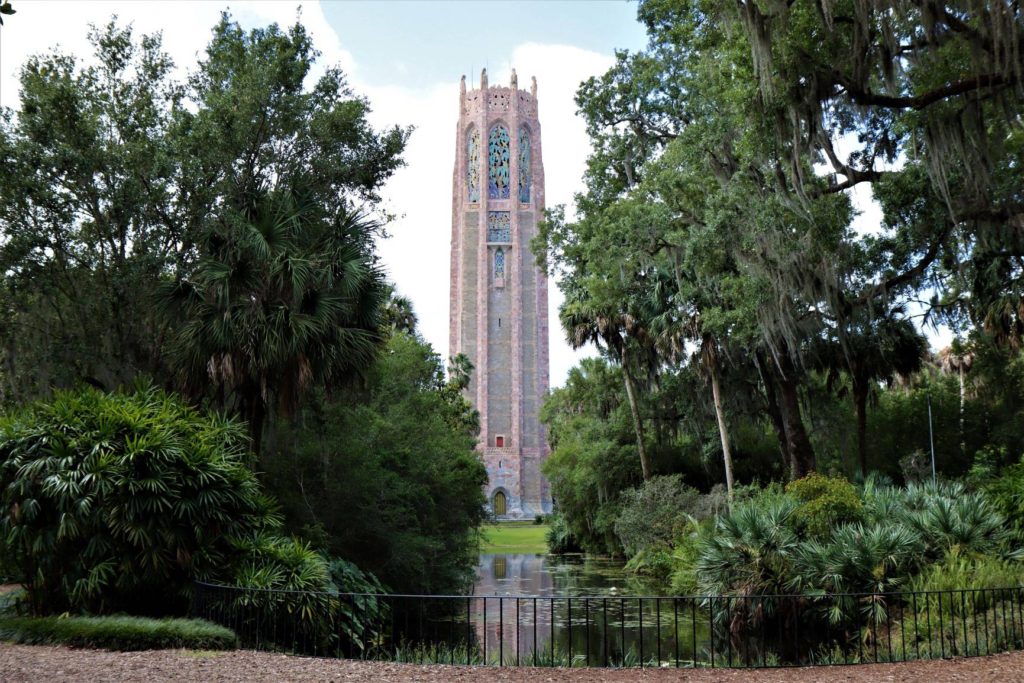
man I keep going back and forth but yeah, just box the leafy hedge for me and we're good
[0,615,237,651]
[0,385,330,616]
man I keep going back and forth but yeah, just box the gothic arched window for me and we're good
[518,126,531,203]
[466,127,480,202]
[488,124,511,199]
[494,248,506,281]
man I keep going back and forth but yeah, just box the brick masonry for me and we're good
[449,70,552,519]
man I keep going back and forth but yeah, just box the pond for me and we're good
[464,552,710,666]
[473,552,665,598]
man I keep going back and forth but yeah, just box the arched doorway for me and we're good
[493,490,507,516]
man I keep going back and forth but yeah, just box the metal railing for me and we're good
[191,582,1024,668]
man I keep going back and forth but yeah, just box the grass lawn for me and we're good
[481,521,549,554]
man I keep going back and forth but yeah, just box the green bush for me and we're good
[668,522,705,595]
[614,474,701,558]
[546,513,582,554]
[262,333,488,594]
[910,554,1024,597]
[696,494,800,597]
[793,522,923,599]
[982,458,1024,533]
[0,385,324,616]
[0,615,237,651]
[786,473,863,537]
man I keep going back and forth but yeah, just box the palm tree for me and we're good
[645,283,737,499]
[938,340,975,455]
[161,186,387,453]
[812,310,928,479]
[560,281,654,481]
[383,289,418,335]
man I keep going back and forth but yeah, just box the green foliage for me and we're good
[261,332,486,594]
[794,523,923,599]
[0,385,282,615]
[910,555,1024,598]
[160,189,388,450]
[614,474,701,557]
[540,359,638,555]
[696,494,800,597]
[0,14,407,418]
[545,513,582,554]
[981,458,1024,534]
[786,473,863,538]
[0,615,237,651]
[668,523,703,595]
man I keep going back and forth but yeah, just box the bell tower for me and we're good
[449,69,551,519]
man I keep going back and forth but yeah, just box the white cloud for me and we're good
[1,2,606,386]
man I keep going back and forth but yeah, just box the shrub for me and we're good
[623,546,675,578]
[793,523,923,598]
[614,475,701,557]
[0,385,284,615]
[0,615,237,651]
[696,495,800,597]
[546,513,582,554]
[669,522,705,595]
[895,482,1011,558]
[982,458,1024,532]
[786,473,863,537]
[910,554,1024,597]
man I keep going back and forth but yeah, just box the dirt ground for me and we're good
[3,643,1024,682]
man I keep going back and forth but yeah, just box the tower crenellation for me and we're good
[449,70,551,519]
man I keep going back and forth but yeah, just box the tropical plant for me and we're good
[0,385,281,615]
[161,188,387,452]
[545,513,583,555]
[0,16,407,408]
[809,312,929,478]
[695,494,800,598]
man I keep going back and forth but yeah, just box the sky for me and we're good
[0,0,647,386]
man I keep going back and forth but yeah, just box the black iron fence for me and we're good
[191,581,1024,668]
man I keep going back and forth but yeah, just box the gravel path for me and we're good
[4,644,1024,682]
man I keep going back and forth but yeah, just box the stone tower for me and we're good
[449,69,552,519]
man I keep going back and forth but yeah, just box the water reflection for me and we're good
[467,553,699,665]
[475,553,663,598]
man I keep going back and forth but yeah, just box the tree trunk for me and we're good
[775,353,816,478]
[620,346,652,481]
[709,361,735,499]
[959,364,966,456]
[246,398,267,458]
[854,381,868,480]
[757,351,794,477]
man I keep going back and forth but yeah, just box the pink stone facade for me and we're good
[449,70,552,519]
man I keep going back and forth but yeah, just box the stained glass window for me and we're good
[494,248,505,280]
[487,212,511,243]
[518,126,531,203]
[488,124,511,199]
[466,128,480,202]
